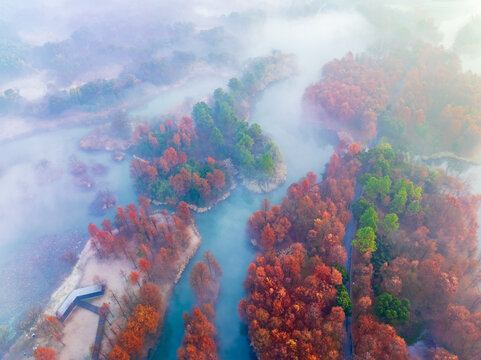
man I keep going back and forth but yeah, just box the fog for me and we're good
[1,0,481,358]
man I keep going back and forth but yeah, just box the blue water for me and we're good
[0,125,137,325]
[0,73,228,327]
[151,76,335,359]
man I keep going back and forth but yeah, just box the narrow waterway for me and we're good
[152,76,336,359]
[151,10,375,359]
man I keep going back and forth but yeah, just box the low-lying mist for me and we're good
[2,0,481,359]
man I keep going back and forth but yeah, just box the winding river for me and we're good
[0,10,376,358]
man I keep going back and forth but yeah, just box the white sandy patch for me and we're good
[59,307,98,360]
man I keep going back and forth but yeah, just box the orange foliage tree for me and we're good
[33,347,56,360]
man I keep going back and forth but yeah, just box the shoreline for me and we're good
[241,159,287,194]
[4,211,201,360]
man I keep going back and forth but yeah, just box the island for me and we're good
[130,52,296,212]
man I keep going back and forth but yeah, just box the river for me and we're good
[148,10,375,358]
[151,75,336,359]
[0,10,375,357]
[0,73,228,327]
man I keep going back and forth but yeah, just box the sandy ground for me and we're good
[59,308,98,360]
[4,216,201,360]
[58,254,132,360]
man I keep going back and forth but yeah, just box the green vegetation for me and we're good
[359,207,378,232]
[375,293,410,325]
[353,226,377,253]
[336,284,352,316]
[131,53,293,208]
[352,196,374,221]
[381,213,399,234]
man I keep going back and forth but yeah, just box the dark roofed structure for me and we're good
[56,284,105,321]
[55,285,106,360]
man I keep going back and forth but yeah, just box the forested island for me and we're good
[130,52,295,211]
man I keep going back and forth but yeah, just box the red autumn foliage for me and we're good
[353,314,408,360]
[107,345,129,360]
[349,145,481,359]
[138,258,151,274]
[178,251,222,359]
[240,146,361,359]
[177,309,218,360]
[34,347,56,360]
[206,169,226,190]
[176,201,191,224]
[130,271,140,285]
[304,45,481,157]
[139,283,162,309]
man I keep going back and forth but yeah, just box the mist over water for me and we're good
[2,1,481,359]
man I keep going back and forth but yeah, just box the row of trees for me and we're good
[350,144,481,359]
[86,199,196,359]
[239,144,362,359]
[177,251,223,360]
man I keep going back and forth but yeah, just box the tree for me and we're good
[34,347,56,360]
[256,153,274,174]
[129,271,140,287]
[428,347,458,360]
[364,175,391,200]
[359,207,378,232]
[381,213,399,234]
[203,251,222,276]
[375,293,410,325]
[209,127,224,149]
[177,201,191,224]
[107,345,129,360]
[407,200,421,215]
[354,314,408,360]
[118,330,143,355]
[206,169,226,190]
[260,223,276,249]
[140,283,162,308]
[391,187,407,214]
[190,261,211,299]
[336,284,353,316]
[177,308,218,360]
[193,102,214,130]
[139,258,152,275]
[88,223,99,238]
[352,196,374,221]
[127,304,160,336]
[353,227,377,253]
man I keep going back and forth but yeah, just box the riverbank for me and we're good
[0,62,234,147]
[4,211,201,360]
[241,159,287,193]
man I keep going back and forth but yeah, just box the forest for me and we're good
[350,144,481,359]
[131,52,295,208]
[304,44,481,159]
[239,144,361,359]
[239,142,481,359]
[4,2,481,360]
